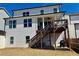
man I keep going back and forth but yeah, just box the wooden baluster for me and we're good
[40,31,43,49]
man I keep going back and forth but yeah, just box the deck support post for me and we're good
[54,32,56,50]
[54,21,56,50]
[67,27,71,51]
[54,16,57,50]
[42,17,44,29]
[41,38,43,49]
[48,33,51,48]
[64,29,67,47]
[40,31,43,49]
[66,20,71,51]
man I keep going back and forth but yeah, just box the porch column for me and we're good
[42,17,44,29]
[54,16,57,50]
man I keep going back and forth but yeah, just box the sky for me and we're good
[0,3,79,16]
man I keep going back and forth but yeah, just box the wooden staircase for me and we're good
[29,20,68,49]
[29,24,53,48]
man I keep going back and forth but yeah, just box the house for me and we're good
[0,4,78,49]
[69,14,79,48]
[0,8,9,48]
[69,14,79,39]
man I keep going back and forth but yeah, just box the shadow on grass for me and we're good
[31,47,70,51]
[72,48,79,54]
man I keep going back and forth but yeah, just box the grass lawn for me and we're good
[0,48,78,56]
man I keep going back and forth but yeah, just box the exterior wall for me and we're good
[4,4,64,48]
[69,15,79,38]
[0,9,9,31]
[68,24,76,38]
[5,17,37,48]
[62,15,76,39]
[0,35,5,49]
[0,8,9,49]
[5,13,63,48]
[75,23,79,38]
[70,15,79,24]
[13,6,59,17]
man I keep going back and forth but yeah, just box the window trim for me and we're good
[9,20,16,29]
[26,36,30,43]
[40,10,44,15]
[53,8,57,13]
[28,19,32,27]
[13,20,16,28]
[24,19,32,28]
[9,20,12,29]
[23,12,26,17]
[24,19,28,27]
[26,12,29,16]
[23,12,29,16]
[10,36,14,44]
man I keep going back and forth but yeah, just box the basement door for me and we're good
[75,23,79,38]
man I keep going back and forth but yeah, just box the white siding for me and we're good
[62,15,76,39]
[13,6,59,17]
[75,24,79,38]
[5,13,63,48]
[0,9,9,30]
[0,9,9,49]
[5,17,37,48]
[69,15,79,38]
[0,35,5,49]
[70,15,79,24]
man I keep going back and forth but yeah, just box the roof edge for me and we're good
[12,3,62,11]
[0,7,10,17]
[4,12,64,20]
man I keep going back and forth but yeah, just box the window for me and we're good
[26,36,30,43]
[23,12,29,16]
[28,19,32,27]
[24,19,32,27]
[23,12,26,17]
[9,20,12,28]
[9,20,16,29]
[24,19,27,27]
[10,37,14,44]
[40,10,44,15]
[13,20,16,28]
[53,8,57,13]
[26,12,29,16]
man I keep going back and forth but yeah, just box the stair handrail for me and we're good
[30,19,68,47]
[29,22,54,47]
[54,20,67,32]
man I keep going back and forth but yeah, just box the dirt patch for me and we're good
[0,48,78,56]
